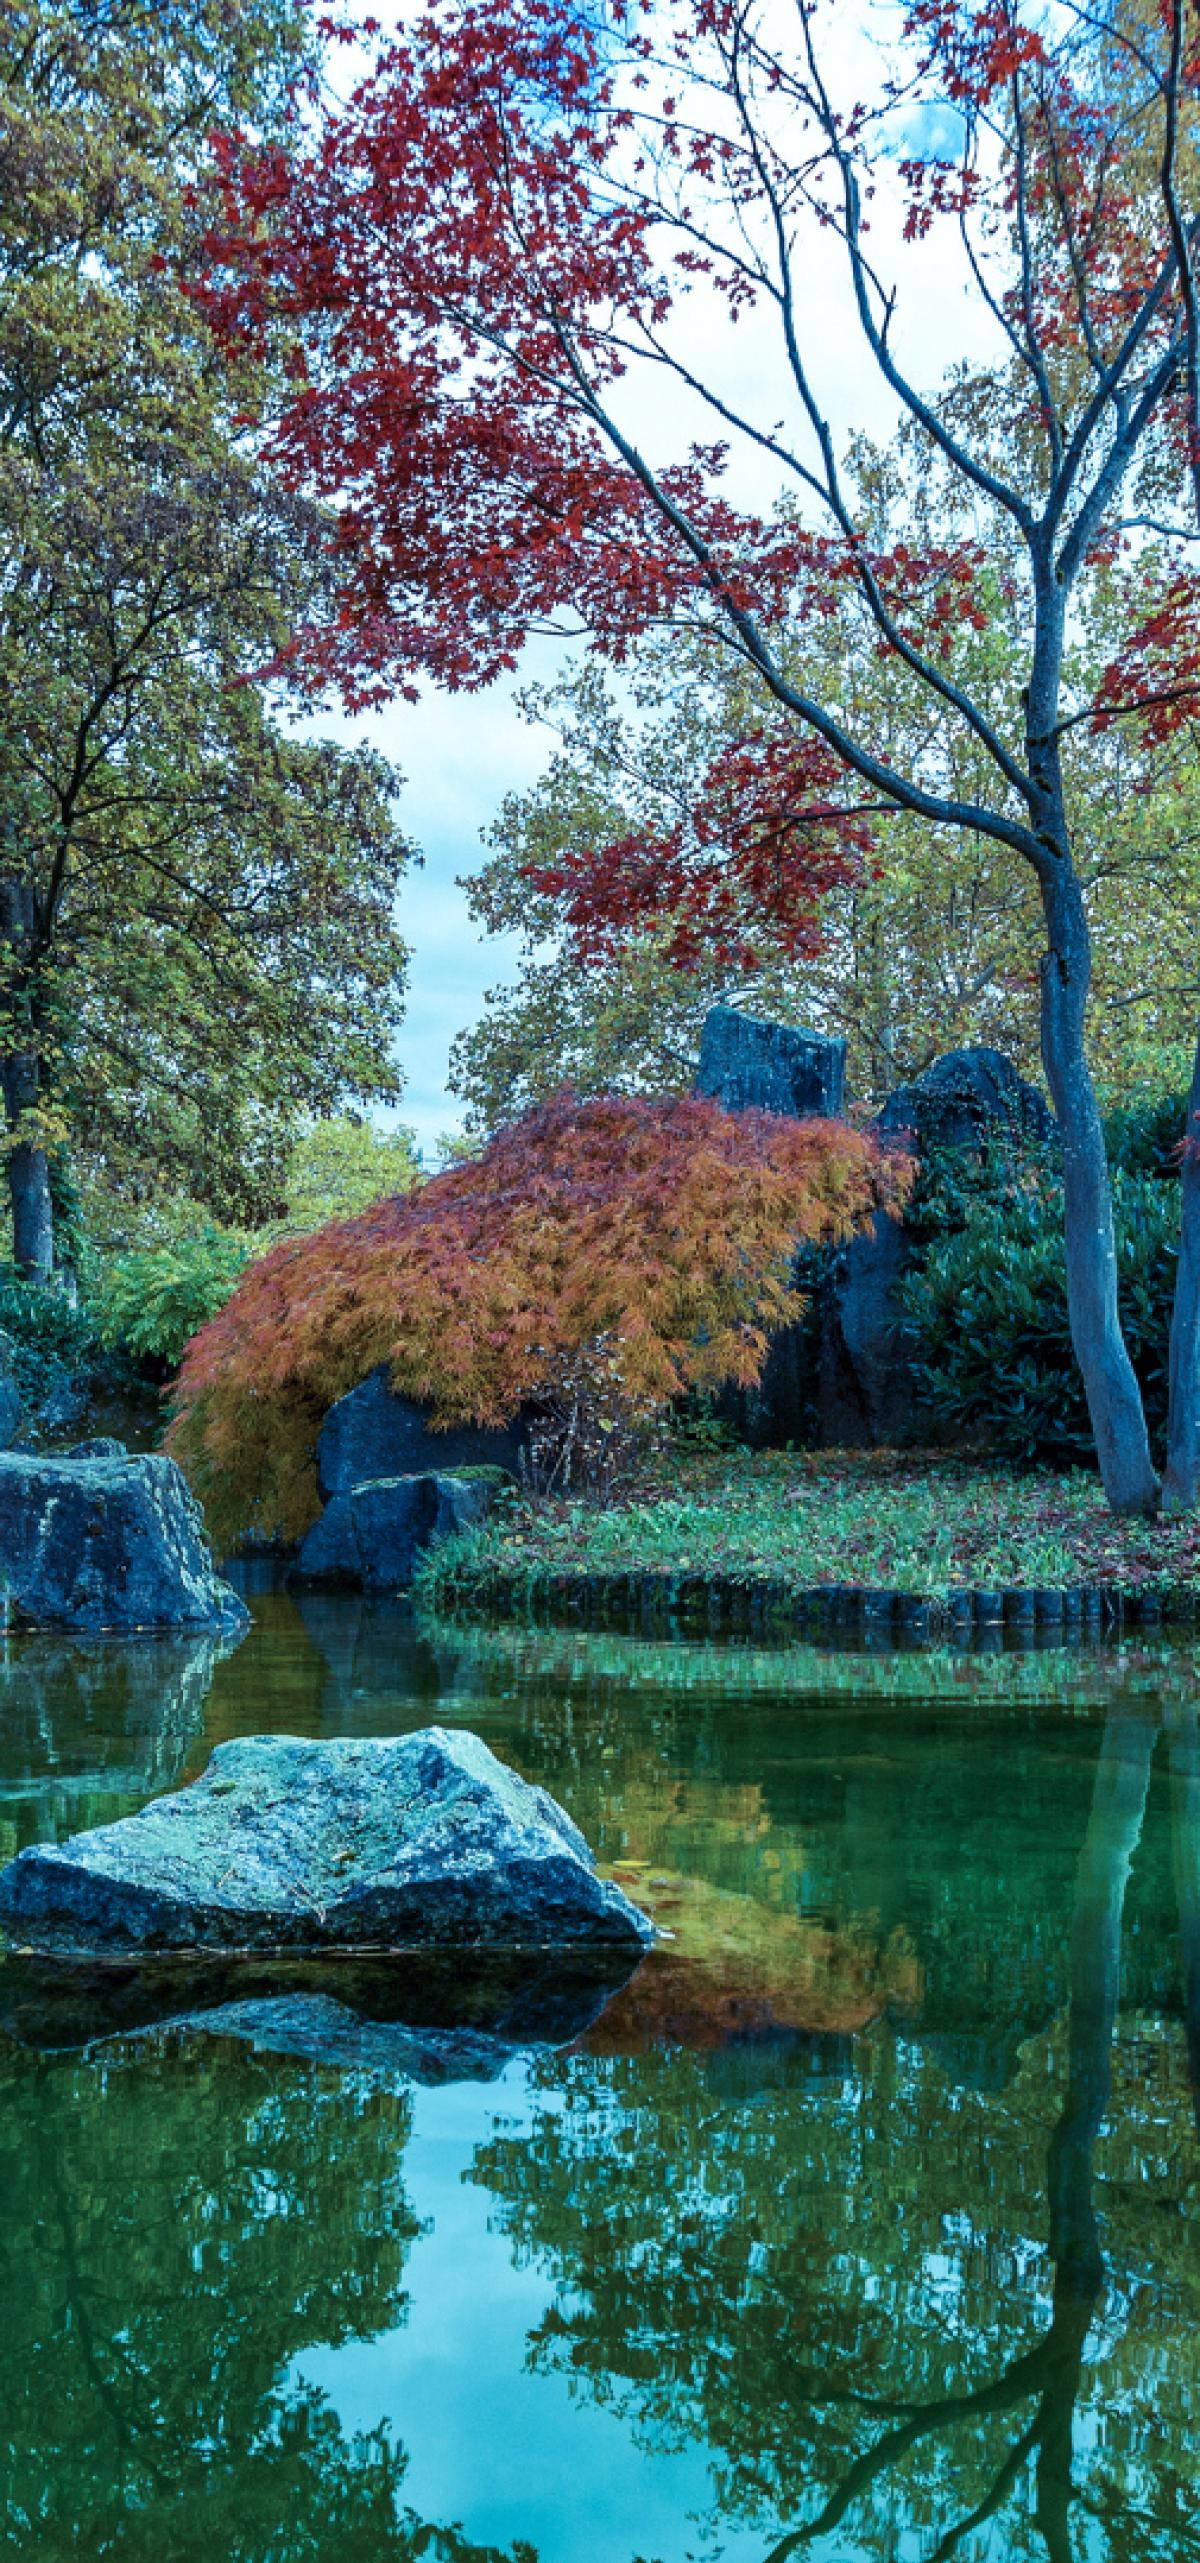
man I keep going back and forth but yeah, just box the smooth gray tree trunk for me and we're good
[1037,858,1160,1516]
[1163,1033,1200,1511]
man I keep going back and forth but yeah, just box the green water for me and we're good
[1,1596,1198,2562]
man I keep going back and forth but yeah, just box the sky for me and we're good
[315,7,1002,1161]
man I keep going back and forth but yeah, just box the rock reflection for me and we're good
[0,1630,238,1858]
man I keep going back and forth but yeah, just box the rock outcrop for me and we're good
[821,1045,1056,1442]
[318,1367,531,1502]
[694,1011,1055,1447]
[294,1468,507,1592]
[0,1451,249,1633]
[0,1727,656,1957]
[696,1005,847,1119]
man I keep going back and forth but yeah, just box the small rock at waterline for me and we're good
[0,1728,655,1958]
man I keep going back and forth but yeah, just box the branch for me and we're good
[1162,0,1200,528]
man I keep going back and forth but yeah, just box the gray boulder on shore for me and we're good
[0,1726,656,1958]
[0,1451,248,1634]
[293,1467,507,1592]
[318,1366,532,1501]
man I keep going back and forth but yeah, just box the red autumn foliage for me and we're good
[525,729,880,972]
[195,0,1200,980]
[169,1091,903,1546]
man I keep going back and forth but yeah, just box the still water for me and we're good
[0,1595,1198,2561]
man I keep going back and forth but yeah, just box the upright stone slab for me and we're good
[0,1727,656,1957]
[696,1006,846,1119]
[694,1017,1056,1448]
[317,1367,531,1501]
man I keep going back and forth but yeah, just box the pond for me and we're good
[0,1594,1197,2561]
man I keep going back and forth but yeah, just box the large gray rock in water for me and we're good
[295,1468,505,1592]
[0,1727,655,1957]
[0,1452,248,1633]
[318,1367,531,1502]
[696,1005,846,1118]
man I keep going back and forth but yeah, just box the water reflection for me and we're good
[0,2018,547,2560]
[0,1629,238,1859]
[1,1608,1198,2559]
[471,1701,1199,2562]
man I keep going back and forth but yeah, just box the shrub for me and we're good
[902,1162,1178,1461]
[0,1270,102,1409]
[169,1090,903,1546]
[94,1229,254,1373]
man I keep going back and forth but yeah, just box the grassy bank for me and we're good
[415,1448,1200,1611]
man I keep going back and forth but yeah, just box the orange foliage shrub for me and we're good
[169,1092,905,1546]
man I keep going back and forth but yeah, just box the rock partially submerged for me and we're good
[294,1468,507,1592]
[0,1727,654,1958]
[0,1451,248,1633]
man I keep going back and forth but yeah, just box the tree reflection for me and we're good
[0,2023,534,2561]
[471,1702,1199,2561]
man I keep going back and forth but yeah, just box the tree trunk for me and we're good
[1162,1032,1200,1511]
[2,1047,53,1282]
[1037,858,1159,1515]
[0,877,54,1284]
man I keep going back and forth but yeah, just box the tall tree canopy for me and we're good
[0,0,412,1276]
[204,0,1200,1516]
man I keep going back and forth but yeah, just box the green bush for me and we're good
[93,1228,253,1371]
[902,1163,1178,1461]
[1102,1090,1188,1181]
[0,1270,103,1408]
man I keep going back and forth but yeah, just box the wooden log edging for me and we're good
[428,1565,1197,1647]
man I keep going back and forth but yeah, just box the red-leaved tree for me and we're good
[169,1091,898,1546]
[203,0,1200,1514]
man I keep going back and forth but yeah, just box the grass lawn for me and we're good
[416,1446,1200,1605]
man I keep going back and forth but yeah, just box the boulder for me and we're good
[294,1467,506,1593]
[876,1044,1055,1154]
[0,1451,249,1634]
[317,1366,531,1503]
[696,1005,846,1119]
[0,1726,656,1957]
[696,1026,1055,1447]
[819,1046,1056,1443]
[68,1435,128,1460]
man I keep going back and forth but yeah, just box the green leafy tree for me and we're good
[453,512,1200,1134]
[282,1115,422,1229]
[0,0,413,1277]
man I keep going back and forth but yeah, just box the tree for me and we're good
[169,1090,899,1545]
[205,0,1200,1515]
[453,561,1200,1131]
[281,1114,422,1227]
[0,0,412,1277]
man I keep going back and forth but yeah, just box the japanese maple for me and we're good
[203,0,1200,1513]
[169,1091,899,1546]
